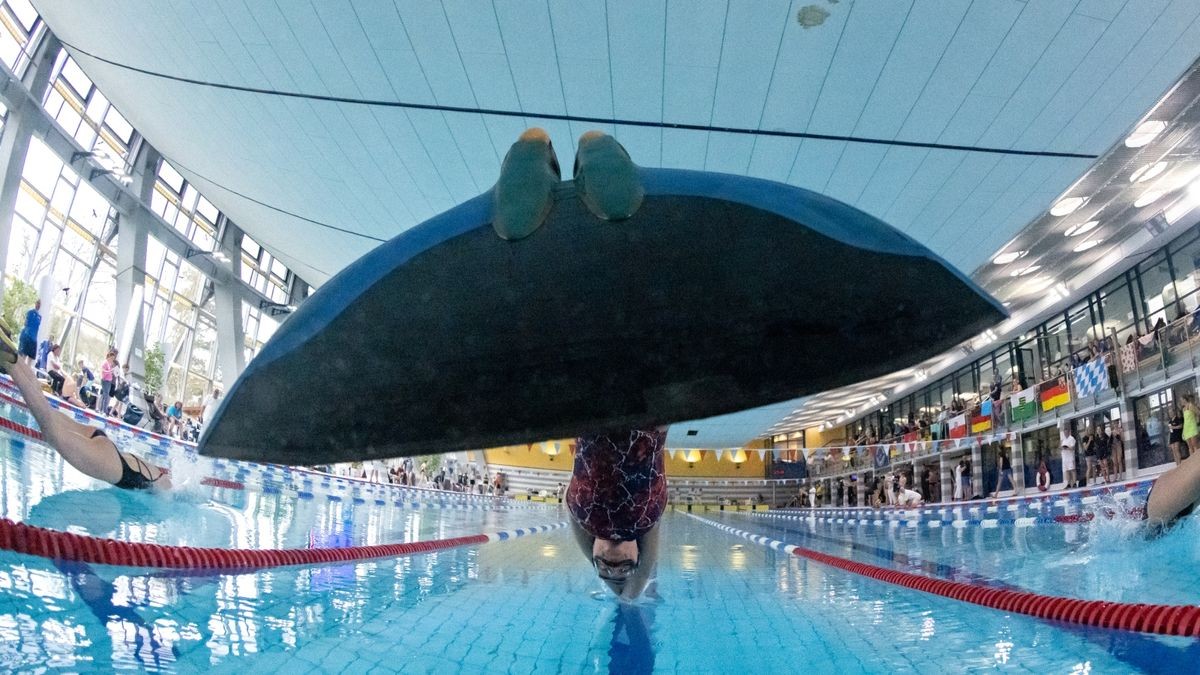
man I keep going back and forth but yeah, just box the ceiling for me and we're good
[30,0,1200,448]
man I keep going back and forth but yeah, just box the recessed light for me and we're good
[1010,264,1041,277]
[1064,220,1099,237]
[992,250,1026,265]
[1130,161,1168,183]
[1134,190,1164,208]
[1125,120,1167,148]
[1050,197,1087,216]
[1073,238,1102,253]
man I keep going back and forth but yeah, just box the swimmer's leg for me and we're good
[6,360,123,484]
[1145,451,1200,528]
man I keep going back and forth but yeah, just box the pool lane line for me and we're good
[0,516,568,571]
[686,513,1200,638]
[752,504,1143,529]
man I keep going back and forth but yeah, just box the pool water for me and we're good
[1,405,1198,672]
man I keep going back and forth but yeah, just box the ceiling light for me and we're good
[1129,161,1168,183]
[1135,190,1164,208]
[992,250,1026,265]
[1125,120,1167,148]
[1063,220,1099,237]
[1072,238,1102,253]
[1050,197,1087,216]
[1010,264,1041,277]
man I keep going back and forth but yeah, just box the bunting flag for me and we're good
[714,448,725,462]
[948,414,968,439]
[980,399,993,416]
[1009,386,1037,422]
[1119,342,1138,373]
[757,449,767,461]
[1073,358,1110,398]
[668,448,678,460]
[970,414,991,434]
[1039,375,1071,412]
[902,431,920,443]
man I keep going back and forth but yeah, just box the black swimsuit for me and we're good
[90,429,160,491]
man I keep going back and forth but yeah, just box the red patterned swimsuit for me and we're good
[565,428,667,542]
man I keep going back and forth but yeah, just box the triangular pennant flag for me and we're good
[714,448,726,462]
[698,450,706,461]
[668,448,678,460]
[757,449,767,461]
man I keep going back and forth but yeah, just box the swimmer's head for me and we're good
[592,538,639,587]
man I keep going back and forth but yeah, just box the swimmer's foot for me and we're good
[573,131,643,221]
[492,128,561,241]
[0,320,17,372]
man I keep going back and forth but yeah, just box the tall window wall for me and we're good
[0,7,306,407]
[0,0,44,78]
[838,213,1200,443]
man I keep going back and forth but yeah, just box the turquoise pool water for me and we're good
[0,400,1198,672]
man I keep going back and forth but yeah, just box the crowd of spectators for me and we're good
[312,457,509,496]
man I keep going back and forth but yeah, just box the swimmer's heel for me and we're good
[492,128,562,241]
[574,131,644,222]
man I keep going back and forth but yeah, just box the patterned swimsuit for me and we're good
[565,428,667,542]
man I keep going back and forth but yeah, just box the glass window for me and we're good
[158,161,185,192]
[1169,230,1200,313]
[1138,250,1176,329]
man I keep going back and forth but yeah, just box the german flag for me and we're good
[1039,376,1071,412]
[971,414,991,434]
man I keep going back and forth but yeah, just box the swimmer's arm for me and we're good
[568,516,594,561]
[619,523,659,602]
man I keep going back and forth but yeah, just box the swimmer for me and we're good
[0,327,169,491]
[1142,448,1200,535]
[565,428,665,601]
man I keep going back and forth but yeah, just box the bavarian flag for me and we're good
[1009,386,1037,422]
[1039,376,1071,412]
[970,414,992,434]
[948,414,968,439]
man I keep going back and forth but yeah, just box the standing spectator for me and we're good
[45,343,66,396]
[201,388,223,427]
[953,460,965,501]
[992,448,1014,497]
[1169,404,1186,466]
[1095,424,1113,485]
[1060,424,1078,489]
[1082,433,1098,486]
[1184,394,1200,458]
[1110,419,1126,478]
[17,300,40,363]
[96,349,118,416]
[110,361,131,419]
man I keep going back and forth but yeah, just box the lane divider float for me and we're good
[0,517,567,571]
[687,514,1200,637]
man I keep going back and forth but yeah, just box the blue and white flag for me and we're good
[1073,358,1110,398]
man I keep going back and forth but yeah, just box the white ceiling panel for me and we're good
[28,0,1200,448]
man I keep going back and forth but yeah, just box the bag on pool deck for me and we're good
[123,404,143,426]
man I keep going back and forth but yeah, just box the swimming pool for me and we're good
[0,400,1197,672]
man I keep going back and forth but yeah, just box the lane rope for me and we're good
[687,513,1200,638]
[0,517,567,571]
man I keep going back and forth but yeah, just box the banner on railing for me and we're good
[1010,386,1037,422]
[970,414,991,434]
[1119,342,1138,373]
[1073,358,1110,397]
[1039,375,1071,412]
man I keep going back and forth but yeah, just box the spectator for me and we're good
[110,362,131,418]
[201,388,223,427]
[45,343,66,396]
[1169,404,1186,466]
[1060,424,1078,489]
[17,300,40,363]
[1082,433,1098,486]
[1095,424,1113,485]
[166,400,184,437]
[1036,458,1051,491]
[1110,419,1126,478]
[1184,394,1200,457]
[96,348,118,416]
[953,460,965,501]
[35,339,51,371]
[993,448,1014,496]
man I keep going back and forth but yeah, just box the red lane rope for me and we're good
[693,516,1200,638]
[0,516,489,570]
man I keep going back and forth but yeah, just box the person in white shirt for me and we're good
[45,343,66,396]
[896,488,923,506]
[201,388,222,427]
[1060,423,1078,489]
